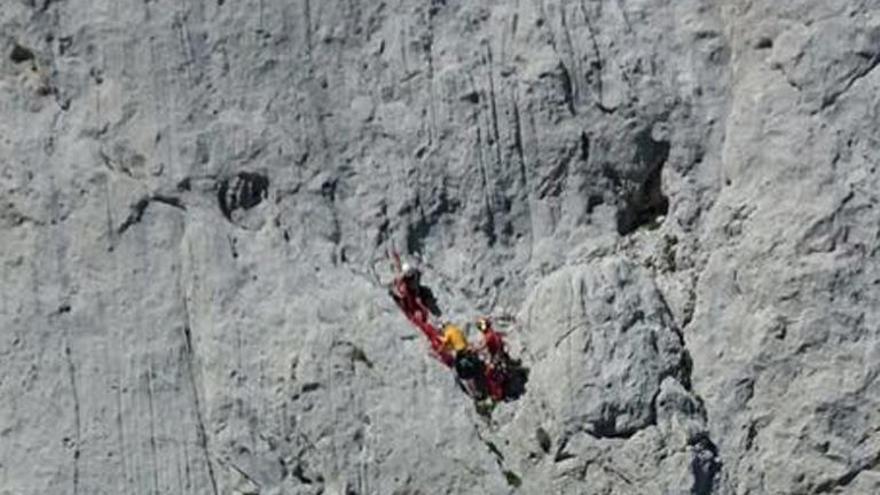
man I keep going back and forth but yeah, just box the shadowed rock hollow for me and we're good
[2,1,880,494]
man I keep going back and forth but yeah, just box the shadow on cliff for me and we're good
[500,358,529,402]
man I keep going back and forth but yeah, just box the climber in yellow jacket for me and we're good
[440,323,485,397]
[440,323,468,353]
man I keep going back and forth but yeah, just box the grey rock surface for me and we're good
[1,0,879,494]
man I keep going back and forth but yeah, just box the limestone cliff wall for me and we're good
[2,1,879,494]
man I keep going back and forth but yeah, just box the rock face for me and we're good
[1,1,879,494]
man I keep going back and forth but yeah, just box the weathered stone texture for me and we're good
[2,1,879,494]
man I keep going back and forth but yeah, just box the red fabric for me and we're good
[484,365,505,401]
[395,279,430,327]
[482,326,507,401]
[483,330,505,356]
[392,275,453,368]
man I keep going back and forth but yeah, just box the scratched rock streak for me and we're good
[2,1,880,494]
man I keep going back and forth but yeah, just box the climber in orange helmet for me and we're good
[474,317,509,401]
[475,317,508,366]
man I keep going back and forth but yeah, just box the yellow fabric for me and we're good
[441,324,468,352]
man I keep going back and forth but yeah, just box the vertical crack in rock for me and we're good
[178,278,219,495]
[146,358,161,494]
[475,428,522,489]
[64,340,81,495]
[657,289,723,493]
[483,42,503,169]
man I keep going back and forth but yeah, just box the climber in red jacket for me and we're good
[387,251,452,366]
[388,259,430,322]
[475,317,508,365]
[475,317,509,401]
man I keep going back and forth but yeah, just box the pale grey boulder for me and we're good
[520,258,689,438]
[484,257,717,494]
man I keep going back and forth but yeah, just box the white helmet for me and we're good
[401,261,417,277]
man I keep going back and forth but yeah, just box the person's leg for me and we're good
[485,365,504,401]
[454,353,482,398]
[465,354,489,400]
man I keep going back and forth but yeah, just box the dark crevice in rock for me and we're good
[228,236,238,259]
[301,382,321,393]
[558,62,576,115]
[291,462,314,484]
[290,382,322,402]
[617,128,670,235]
[152,195,184,210]
[536,427,552,453]
[10,43,35,64]
[743,419,760,452]
[655,286,722,492]
[476,429,522,489]
[117,195,185,235]
[755,37,773,49]
[320,177,338,202]
[177,177,192,191]
[820,50,880,110]
[460,90,480,104]
[595,101,616,114]
[553,434,575,463]
[587,194,604,214]
[690,433,722,495]
[602,162,623,191]
[580,131,590,162]
[503,470,522,488]
[678,351,695,391]
[217,172,270,221]
[63,341,81,495]
[483,439,504,462]
[511,93,528,187]
[655,276,695,391]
